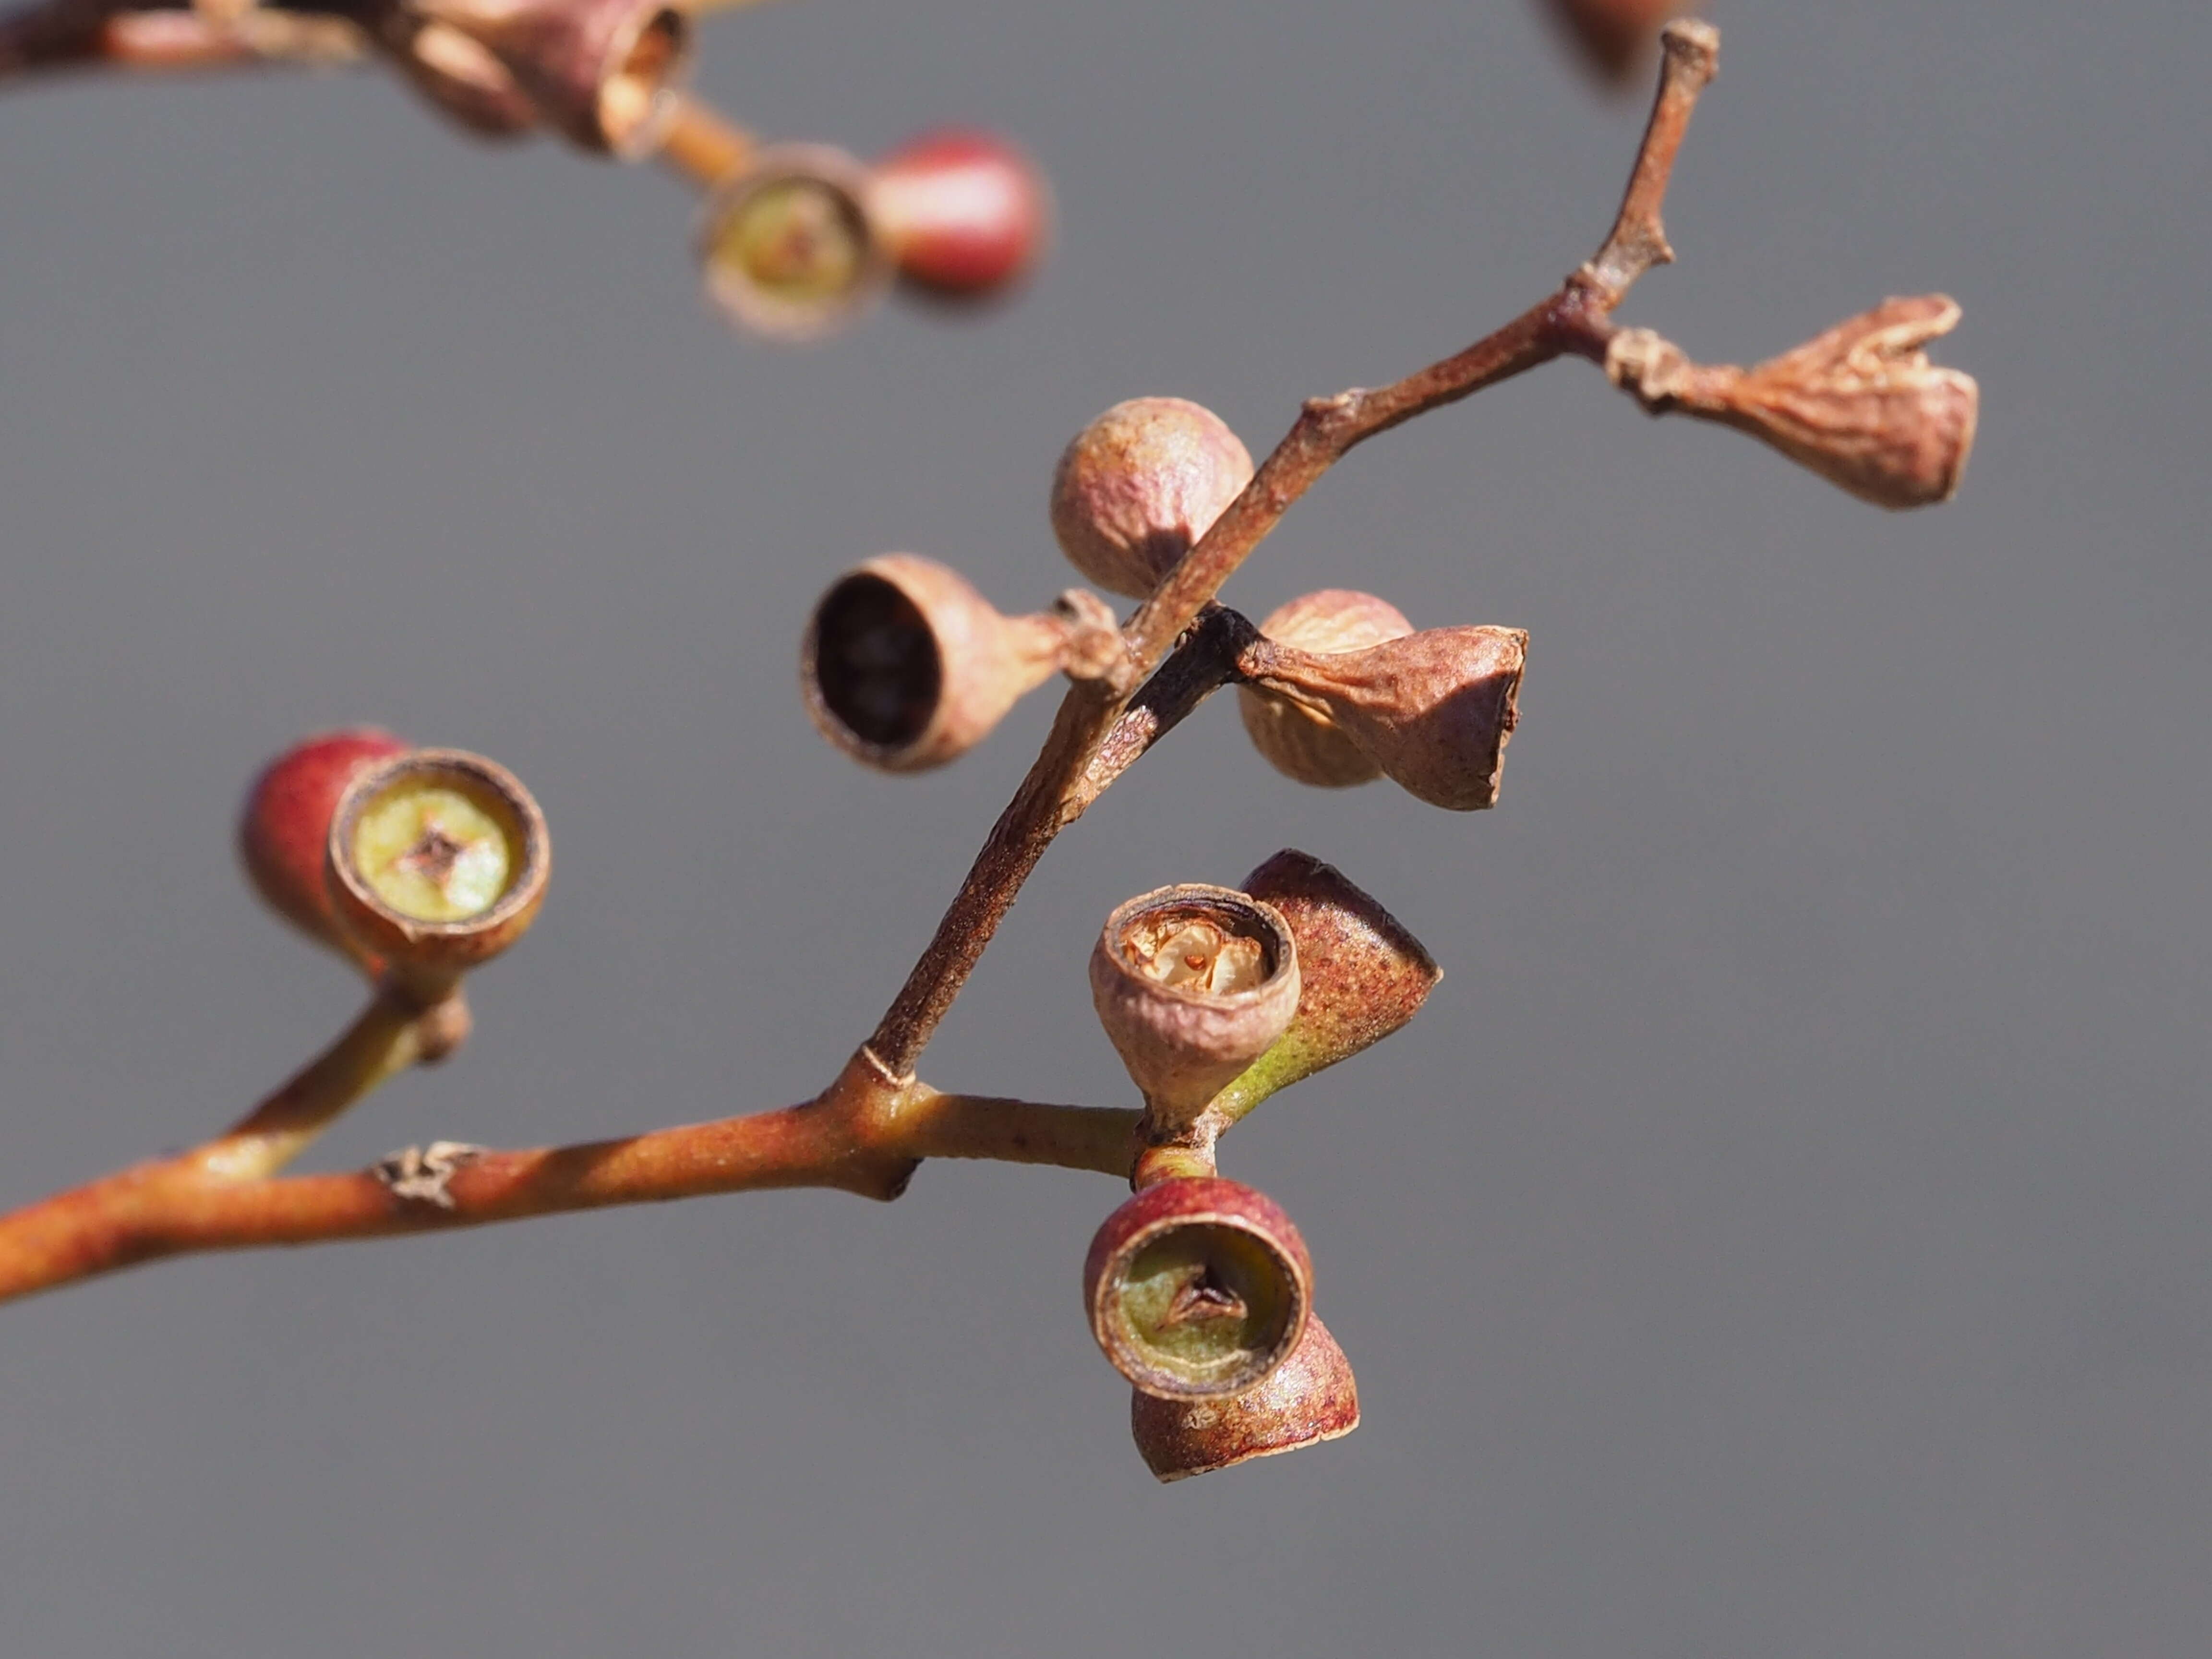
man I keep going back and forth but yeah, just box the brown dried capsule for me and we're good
[1130,1312,1359,1481]
[327,748,550,1000]
[410,0,688,156]
[1207,849,1442,1124]
[869,128,1051,301]
[697,144,892,341]
[374,14,542,140]
[1237,589,1415,787]
[1088,884,1300,1125]
[802,554,1115,773]
[239,727,413,971]
[1048,397,1254,598]
[1238,625,1528,811]
[1084,1177,1312,1402]
[1605,296,1980,509]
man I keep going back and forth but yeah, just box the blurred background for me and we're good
[2,1,2207,1654]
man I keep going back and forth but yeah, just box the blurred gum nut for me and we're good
[1049,397,1255,598]
[327,748,549,998]
[1208,849,1442,1124]
[698,144,891,340]
[412,0,690,156]
[1239,624,1527,811]
[1237,589,1415,787]
[869,128,1051,301]
[1131,1312,1359,1481]
[374,15,543,140]
[1542,0,1685,84]
[1089,884,1299,1125]
[802,553,1078,772]
[240,727,413,970]
[1084,1177,1313,1401]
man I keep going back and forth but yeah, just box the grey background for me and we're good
[2,1,2207,1654]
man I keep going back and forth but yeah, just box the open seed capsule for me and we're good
[413,0,689,156]
[1238,624,1528,811]
[326,749,550,997]
[1236,589,1415,787]
[698,144,892,340]
[1088,884,1299,1125]
[802,553,1078,772]
[1084,1176,1312,1401]
[1130,1311,1359,1480]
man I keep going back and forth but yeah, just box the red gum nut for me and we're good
[870,129,1051,299]
[1131,1312,1359,1481]
[1083,1176,1313,1401]
[238,727,411,969]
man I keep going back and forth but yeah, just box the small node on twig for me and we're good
[802,554,1114,773]
[1131,1311,1359,1481]
[1235,624,1529,811]
[1089,885,1300,1128]
[1605,295,1979,508]
[697,144,893,339]
[327,749,551,1002]
[373,1140,487,1209]
[1084,1176,1313,1402]
[1050,397,1256,599]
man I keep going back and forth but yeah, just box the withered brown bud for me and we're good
[373,13,543,140]
[1049,397,1255,599]
[1606,295,1979,509]
[1089,885,1300,1125]
[1541,0,1685,84]
[698,144,892,340]
[1238,625,1528,811]
[1084,1176,1313,1402]
[803,554,1106,773]
[327,748,551,1001]
[1237,589,1415,788]
[1130,1311,1358,1481]
[1206,850,1441,1125]
[409,0,688,156]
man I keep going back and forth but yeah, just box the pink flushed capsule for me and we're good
[1049,397,1254,599]
[870,129,1051,301]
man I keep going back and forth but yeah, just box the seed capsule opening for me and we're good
[596,5,686,155]
[699,145,890,340]
[808,570,943,753]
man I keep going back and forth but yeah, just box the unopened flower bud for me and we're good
[803,554,1110,773]
[1606,295,1979,509]
[410,0,688,156]
[698,144,891,340]
[869,128,1051,301]
[1237,589,1415,787]
[1084,1176,1312,1401]
[1238,625,1528,811]
[1541,0,1685,84]
[327,748,550,1000]
[1089,885,1300,1125]
[239,727,413,970]
[1049,397,1255,598]
[1206,850,1441,1125]
[1130,1311,1358,1480]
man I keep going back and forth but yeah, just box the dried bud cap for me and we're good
[698,144,892,340]
[412,0,688,156]
[375,15,542,140]
[802,553,1079,773]
[1049,397,1255,599]
[1130,1311,1358,1481]
[868,128,1051,301]
[1207,849,1442,1125]
[1239,625,1528,811]
[1088,885,1300,1124]
[1084,1177,1313,1402]
[239,727,413,970]
[1542,0,1685,84]
[1237,589,1415,787]
[1606,296,1979,509]
[327,748,550,998]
